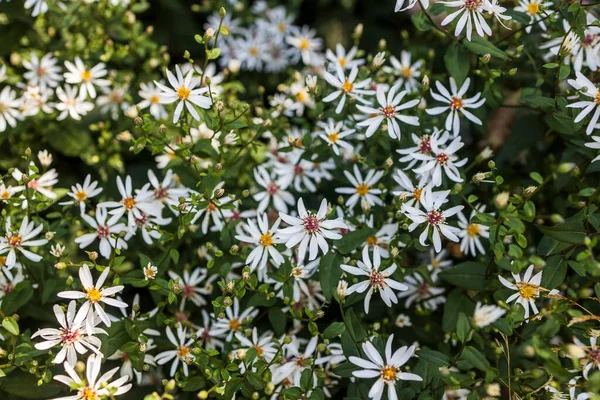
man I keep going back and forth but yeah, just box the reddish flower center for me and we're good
[27,179,39,189]
[369,271,386,289]
[267,182,279,195]
[589,349,600,364]
[60,327,80,344]
[303,215,320,233]
[381,105,396,119]
[417,283,430,295]
[155,187,168,200]
[427,210,444,225]
[449,97,463,110]
[419,136,431,153]
[7,234,22,248]
[182,285,194,298]
[436,153,449,165]
[135,212,149,227]
[294,165,304,176]
[96,225,110,239]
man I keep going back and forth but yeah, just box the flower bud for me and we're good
[134,116,143,126]
[159,124,167,134]
[494,192,510,209]
[219,7,227,17]
[215,188,224,197]
[557,162,576,173]
[481,53,491,64]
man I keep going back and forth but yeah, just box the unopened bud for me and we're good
[481,53,491,64]
[354,23,363,38]
[134,116,143,126]
[215,188,224,197]
[472,172,486,183]
[159,124,167,134]
[557,162,576,173]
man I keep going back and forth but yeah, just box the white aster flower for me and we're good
[155,325,195,377]
[402,188,463,253]
[0,183,24,202]
[395,0,428,12]
[23,52,62,89]
[317,119,355,156]
[412,136,467,187]
[472,301,506,328]
[168,268,213,310]
[357,85,420,140]
[75,207,128,259]
[235,327,277,363]
[440,0,492,41]
[211,298,259,341]
[567,71,600,135]
[154,65,212,124]
[395,314,412,328]
[57,264,127,327]
[398,273,446,310]
[55,84,94,120]
[63,57,110,99]
[143,263,158,281]
[341,246,408,313]
[321,64,373,114]
[385,51,423,93]
[514,0,552,33]
[0,86,22,132]
[59,174,103,213]
[0,216,48,269]
[585,136,600,163]
[325,44,364,70]
[335,165,384,209]
[426,77,485,136]
[190,183,236,234]
[252,166,295,213]
[278,198,348,262]
[235,214,284,272]
[457,205,490,256]
[286,26,323,66]
[349,334,422,400]
[498,264,543,321]
[138,81,168,120]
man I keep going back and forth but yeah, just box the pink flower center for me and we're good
[436,153,449,165]
[96,225,110,239]
[589,349,600,363]
[427,210,444,225]
[303,215,320,233]
[381,105,396,119]
[369,271,386,289]
[183,285,194,298]
[60,327,80,344]
[155,187,168,200]
[419,137,431,153]
[27,180,39,189]
[135,212,149,227]
[417,283,430,295]
[7,234,22,248]
[267,182,279,195]
[294,165,304,176]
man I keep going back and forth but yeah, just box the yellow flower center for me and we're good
[249,47,259,56]
[356,184,370,196]
[80,387,98,400]
[259,232,273,247]
[150,95,160,104]
[144,268,157,279]
[81,70,92,81]
[1,190,10,200]
[413,187,423,201]
[277,22,287,32]
[595,91,600,105]
[341,80,353,93]
[75,190,87,202]
[381,365,397,381]
[366,236,378,246]
[450,97,463,110]
[291,267,304,278]
[0,255,6,266]
[466,223,480,237]
[338,57,347,67]
[299,39,310,51]
[229,318,241,331]
[254,345,264,355]
[177,345,189,358]
[519,284,538,300]
[327,132,340,143]
[123,197,136,210]
[527,2,539,14]
[177,86,191,100]
[296,91,307,102]
[86,287,102,303]
[7,234,21,248]
[431,259,441,268]
[402,67,412,77]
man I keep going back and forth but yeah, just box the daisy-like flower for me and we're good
[98,175,164,231]
[335,165,384,210]
[571,337,600,379]
[357,85,420,140]
[385,51,423,93]
[108,344,156,384]
[567,71,600,135]
[412,136,467,187]
[12,163,58,201]
[143,263,158,280]
[317,119,354,156]
[235,214,284,272]
[392,169,430,208]
[278,198,348,262]
[57,264,127,327]
[147,169,189,214]
[211,298,259,341]
[0,86,22,132]
[168,268,212,310]
[53,354,132,400]
[63,57,110,99]
[59,174,103,213]
[341,246,408,313]
[271,336,320,388]
[398,273,447,310]
[397,130,451,169]
[440,0,492,41]
[286,26,323,66]
[484,0,512,29]
[50,243,66,258]
[402,188,463,253]
[325,44,364,70]
[426,77,485,136]
[138,81,168,120]
[0,183,24,202]
[155,325,195,377]
[31,301,105,366]
[395,314,412,328]
[55,85,94,120]
[252,166,295,213]
[395,0,428,12]
[585,136,600,163]
[426,248,453,278]
[154,65,212,123]
[472,301,506,328]
[349,334,422,400]
[75,207,128,259]
[457,206,490,256]
[190,183,236,234]
[24,0,48,17]
[514,0,552,33]
[23,52,62,89]
[322,64,373,114]
[498,264,547,322]
[0,216,48,269]
[235,328,277,362]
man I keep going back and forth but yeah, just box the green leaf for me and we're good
[319,251,343,300]
[268,308,287,336]
[456,313,470,342]
[0,371,61,398]
[334,228,377,255]
[323,322,346,339]
[537,220,586,245]
[443,289,475,332]
[345,309,367,342]
[2,316,19,336]
[444,43,470,86]
[541,255,567,289]
[460,346,491,371]
[530,172,543,184]
[463,37,508,60]
[418,348,450,368]
[411,11,433,32]
[438,262,488,291]
[1,280,34,315]
[206,47,222,60]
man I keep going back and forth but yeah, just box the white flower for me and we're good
[63,57,110,99]
[75,207,128,259]
[398,273,446,310]
[317,119,354,156]
[357,85,420,140]
[541,17,600,73]
[412,136,467,187]
[55,85,94,120]
[24,0,48,17]
[397,130,451,170]
[472,301,506,328]
[31,301,105,366]
[0,183,24,202]
[498,264,543,321]
[252,166,295,213]
[167,268,212,310]
[0,216,48,269]
[484,0,512,29]
[341,246,408,313]
[426,77,485,136]
[155,65,212,123]
[392,169,429,208]
[59,174,103,213]
[235,328,277,362]
[37,149,53,166]
[440,0,492,41]
[155,325,195,377]
[278,198,348,262]
[12,163,58,200]
[385,51,423,93]
[147,169,189,214]
[108,344,156,384]
[395,314,412,328]
[97,86,129,119]
[138,81,168,120]
[585,136,600,163]
[567,71,600,135]
[335,165,384,209]
[53,354,132,400]
[395,0,428,12]
[403,188,463,252]
[50,243,65,258]
[514,0,552,33]
[0,86,22,132]
[349,334,422,400]
[57,264,128,327]
[571,337,600,380]
[143,263,158,280]
[235,214,284,272]
[190,183,236,234]
[325,44,364,70]
[23,52,62,89]
[286,26,323,66]
[457,206,490,256]
[211,298,259,341]
[322,65,373,114]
